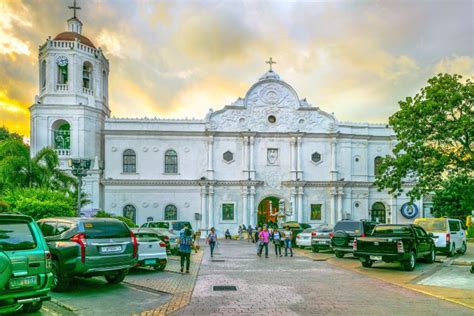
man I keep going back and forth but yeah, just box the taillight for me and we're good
[45,251,52,269]
[130,230,138,258]
[446,233,450,244]
[397,240,404,253]
[361,233,366,237]
[296,235,301,239]
[71,233,86,263]
[311,232,317,237]
[353,239,358,251]
[163,236,169,241]
[329,232,334,239]
[159,241,166,248]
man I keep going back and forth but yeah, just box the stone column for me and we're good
[249,186,256,227]
[249,136,255,179]
[330,189,337,226]
[297,136,303,180]
[337,188,344,221]
[390,196,397,224]
[242,187,248,226]
[290,188,297,221]
[208,185,214,228]
[207,135,214,180]
[242,136,249,179]
[290,137,296,180]
[297,186,304,223]
[330,138,338,181]
[200,186,207,230]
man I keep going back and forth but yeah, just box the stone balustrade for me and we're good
[55,148,71,156]
[56,84,68,91]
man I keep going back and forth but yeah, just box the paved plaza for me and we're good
[176,240,473,316]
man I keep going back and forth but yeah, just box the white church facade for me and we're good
[30,11,425,233]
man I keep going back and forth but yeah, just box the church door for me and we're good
[371,202,386,223]
[257,197,280,227]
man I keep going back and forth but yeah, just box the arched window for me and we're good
[374,156,383,176]
[123,149,136,173]
[52,121,70,150]
[371,202,386,223]
[57,63,68,84]
[102,70,107,99]
[83,62,93,89]
[123,204,136,223]
[164,204,177,220]
[41,60,46,88]
[164,150,178,173]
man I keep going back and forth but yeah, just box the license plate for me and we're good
[145,259,156,265]
[101,246,122,253]
[319,240,328,244]
[370,255,382,261]
[9,276,37,289]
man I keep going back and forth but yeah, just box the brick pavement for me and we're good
[174,240,473,315]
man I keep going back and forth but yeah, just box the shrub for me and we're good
[94,210,137,227]
[467,226,474,239]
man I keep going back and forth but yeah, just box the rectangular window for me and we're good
[0,222,37,251]
[310,204,322,221]
[222,203,235,221]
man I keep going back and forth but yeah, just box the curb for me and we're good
[50,298,77,312]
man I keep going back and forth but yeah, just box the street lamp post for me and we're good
[68,158,91,216]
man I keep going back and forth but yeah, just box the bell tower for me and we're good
[30,0,109,213]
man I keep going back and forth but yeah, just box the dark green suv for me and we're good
[37,217,138,291]
[0,214,53,314]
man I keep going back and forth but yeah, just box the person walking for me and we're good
[282,226,293,257]
[247,225,254,243]
[207,227,218,258]
[255,227,262,256]
[238,225,243,240]
[258,225,271,258]
[272,227,283,257]
[178,227,193,273]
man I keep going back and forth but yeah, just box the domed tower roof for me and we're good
[54,31,96,48]
[259,70,281,81]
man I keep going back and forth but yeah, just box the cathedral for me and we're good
[30,9,426,233]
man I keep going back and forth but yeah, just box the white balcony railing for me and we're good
[83,87,93,95]
[55,149,71,156]
[56,84,68,91]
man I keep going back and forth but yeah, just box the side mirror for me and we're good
[429,233,439,238]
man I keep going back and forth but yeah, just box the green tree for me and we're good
[1,188,75,220]
[376,74,474,201]
[94,210,137,227]
[432,175,474,221]
[0,139,75,193]
[0,126,22,142]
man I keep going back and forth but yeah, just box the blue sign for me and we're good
[401,203,419,219]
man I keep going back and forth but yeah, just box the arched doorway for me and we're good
[371,202,386,223]
[257,196,281,227]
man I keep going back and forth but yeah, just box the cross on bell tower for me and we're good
[68,0,81,19]
[266,57,277,71]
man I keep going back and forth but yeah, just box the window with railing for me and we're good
[83,62,93,90]
[53,123,70,150]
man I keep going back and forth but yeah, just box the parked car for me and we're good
[331,220,377,258]
[414,218,467,257]
[141,221,193,234]
[0,214,53,314]
[296,228,317,249]
[283,222,312,244]
[353,224,436,271]
[311,225,334,253]
[132,229,168,271]
[37,217,138,291]
[140,224,179,254]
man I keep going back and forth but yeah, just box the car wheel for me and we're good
[425,247,435,264]
[154,264,166,271]
[312,247,319,253]
[360,258,373,268]
[458,242,467,255]
[51,260,70,292]
[335,251,344,258]
[403,251,416,271]
[447,244,456,257]
[22,301,43,313]
[105,270,127,284]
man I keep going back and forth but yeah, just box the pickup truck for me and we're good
[353,224,436,271]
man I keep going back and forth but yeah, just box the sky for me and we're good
[0,0,473,136]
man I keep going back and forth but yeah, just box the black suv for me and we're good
[37,217,138,291]
[331,220,377,258]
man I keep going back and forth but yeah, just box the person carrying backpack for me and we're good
[207,227,218,258]
[272,227,283,257]
[178,227,193,273]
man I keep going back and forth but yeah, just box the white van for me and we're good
[414,218,467,257]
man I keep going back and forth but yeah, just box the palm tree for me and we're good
[0,139,75,192]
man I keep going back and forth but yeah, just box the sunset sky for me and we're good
[0,0,473,136]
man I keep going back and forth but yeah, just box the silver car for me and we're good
[132,229,168,271]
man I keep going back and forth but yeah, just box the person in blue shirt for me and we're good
[179,227,193,273]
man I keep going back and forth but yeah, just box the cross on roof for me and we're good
[266,57,276,71]
[68,0,81,18]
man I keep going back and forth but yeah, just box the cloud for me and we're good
[0,1,32,58]
[434,56,474,77]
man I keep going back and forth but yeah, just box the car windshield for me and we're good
[0,222,37,251]
[172,222,191,231]
[316,226,333,232]
[148,222,169,229]
[84,221,130,239]
[302,228,315,233]
[372,226,412,236]
[416,220,447,233]
[334,222,362,233]
[135,233,160,242]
